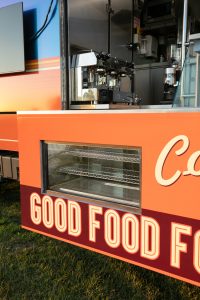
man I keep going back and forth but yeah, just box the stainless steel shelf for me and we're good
[59,164,140,185]
[64,146,140,163]
[50,177,140,211]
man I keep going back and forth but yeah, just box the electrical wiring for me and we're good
[30,0,56,41]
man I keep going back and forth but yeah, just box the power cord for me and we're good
[30,0,56,41]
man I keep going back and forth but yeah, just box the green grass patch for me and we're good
[0,181,199,299]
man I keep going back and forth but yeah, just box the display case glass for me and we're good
[42,142,141,212]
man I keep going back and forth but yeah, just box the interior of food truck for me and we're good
[65,0,200,109]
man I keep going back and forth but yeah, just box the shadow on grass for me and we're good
[0,179,20,202]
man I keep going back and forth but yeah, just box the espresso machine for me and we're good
[70,51,133,108]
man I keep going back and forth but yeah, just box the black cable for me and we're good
[30,0,55,41]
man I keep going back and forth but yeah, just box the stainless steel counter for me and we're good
[70,104,172,110]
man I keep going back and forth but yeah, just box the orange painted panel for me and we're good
[0,114,18,151]
[18,111,200,220]
[0,58,61,112]
[18,111,200,287]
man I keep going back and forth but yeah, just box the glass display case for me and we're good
[42,142,141,212]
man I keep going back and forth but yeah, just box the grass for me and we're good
[0,181,199,300]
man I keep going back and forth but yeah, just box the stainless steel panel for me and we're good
[151,67,166,104]
[68,0,132,61]
[0,156,3,176]
[2,157,12,179]
[11,157,19,180]
[135,64,168,105]
[69,0,108,53]
[70,104,172,110]
[135,68,151,105]
[70,104,110,110]
[57,177,140,207]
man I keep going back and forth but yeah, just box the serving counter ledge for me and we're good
[17,106,200,115]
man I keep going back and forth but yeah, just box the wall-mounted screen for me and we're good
[0,2,25,74]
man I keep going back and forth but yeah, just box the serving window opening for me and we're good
[42,141,141,213]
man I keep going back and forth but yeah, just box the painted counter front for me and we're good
[18,110,200,286]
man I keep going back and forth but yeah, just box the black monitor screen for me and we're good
[0,2,25,74]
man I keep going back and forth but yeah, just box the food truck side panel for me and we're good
[0,0,61,153]
[0,115,18,151]
[18,111,200,287]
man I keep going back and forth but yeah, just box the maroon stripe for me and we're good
[20,185,200,286]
